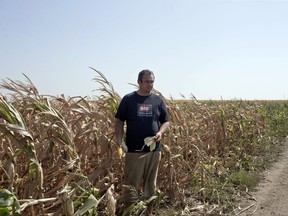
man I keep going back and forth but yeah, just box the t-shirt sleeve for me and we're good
[159,98,169,124]
[115,97,127,121]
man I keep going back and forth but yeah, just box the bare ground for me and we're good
[233,137,288,216]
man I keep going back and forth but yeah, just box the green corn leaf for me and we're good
[73,194,101,216]
[0,189,21,216]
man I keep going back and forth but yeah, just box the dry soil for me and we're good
[234,138,288,216]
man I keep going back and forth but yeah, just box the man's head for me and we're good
[137,69,155,83]
[137,69,155,95]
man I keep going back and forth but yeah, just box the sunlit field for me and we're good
[1,69,288,215]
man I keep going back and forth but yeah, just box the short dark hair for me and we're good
[137,69,155,82]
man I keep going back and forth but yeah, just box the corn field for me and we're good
[1,68,288,215]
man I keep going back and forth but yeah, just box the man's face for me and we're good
[138,74,154,93]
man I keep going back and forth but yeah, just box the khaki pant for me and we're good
[123,151,161,206]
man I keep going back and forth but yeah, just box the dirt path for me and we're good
[234,138,288,216]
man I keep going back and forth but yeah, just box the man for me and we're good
[115,69,170,215]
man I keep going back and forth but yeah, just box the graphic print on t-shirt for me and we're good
[137,103,153,117]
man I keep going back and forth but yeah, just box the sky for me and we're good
[1,0,288,100]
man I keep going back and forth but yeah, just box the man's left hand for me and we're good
[154,132,162,142]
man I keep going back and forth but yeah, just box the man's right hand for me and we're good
[121,142,128,152]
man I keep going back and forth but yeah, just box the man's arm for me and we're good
[115,118,124,146]
[155,121,170,142]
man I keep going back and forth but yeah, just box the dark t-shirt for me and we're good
[115,91,169,152]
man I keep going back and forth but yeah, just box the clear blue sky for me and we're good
[1,0,288,100]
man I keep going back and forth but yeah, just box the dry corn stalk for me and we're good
[57,185,74,216]
[106,184,116,216]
